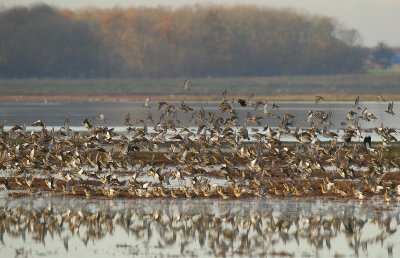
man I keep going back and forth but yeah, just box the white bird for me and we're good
[143,97,151,109]
[96,114,106,123]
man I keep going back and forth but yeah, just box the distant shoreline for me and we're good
[1,72,400,102]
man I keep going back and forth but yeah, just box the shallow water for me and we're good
[0,101,398,129]
[0,100,399,257]
[0,196,399,258]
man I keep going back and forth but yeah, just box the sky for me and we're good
[0,0,399,47]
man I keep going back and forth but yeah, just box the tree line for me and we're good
[0,4,368,78]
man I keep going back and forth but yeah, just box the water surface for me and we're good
[0,101,398,129]
[0,196,399,257]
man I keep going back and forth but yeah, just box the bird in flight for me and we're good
[237,99,247,107]
[352,96,360,109]
[315,96,324,104]
[234,93,255,107]
[143,97,151,109]
[182,79,190,91]
[385,101,395,115]
[96,114,106,123]
[32,119,45,127]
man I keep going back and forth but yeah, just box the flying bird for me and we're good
[385,101,395,115]
[10,124,23,131]
[124,113,131,126]
[96,114,106,123]
[237,99,247,107]
[315,96,324,104]
[221,89,228,100]
[352,96,360,109]
[32,119,45,127]
[182,79,190,91]
[143,97,151,109]
[82,118,93,129]
[248,93,254,106]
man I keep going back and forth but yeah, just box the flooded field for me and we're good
[0,196,399,258]
[0,98,399,257]
[0,101,398,129]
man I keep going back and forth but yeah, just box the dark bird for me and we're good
[128,144,140,153]
[385,101,395,115]
[363,136,372,148]
[237,99,247,107]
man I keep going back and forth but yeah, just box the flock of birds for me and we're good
[0,89,399,200]
[0,200,398,257]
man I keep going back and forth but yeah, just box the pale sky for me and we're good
[0,0,399,47]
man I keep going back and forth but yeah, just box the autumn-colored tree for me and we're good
[0,4,367,78]
[0,5,100,77]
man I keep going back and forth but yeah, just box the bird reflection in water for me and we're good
[0,198,398,257]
